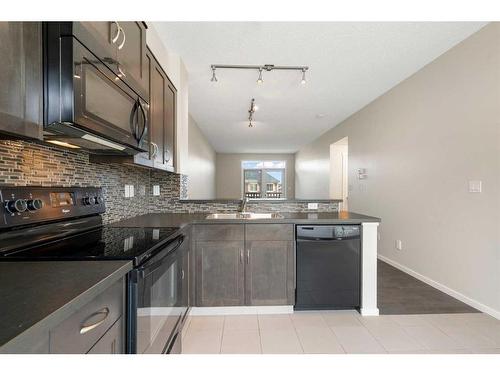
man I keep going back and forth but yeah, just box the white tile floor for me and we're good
[181,311,500,354]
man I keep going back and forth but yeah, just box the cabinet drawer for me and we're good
[194,224,244,241]
[50,279,124,354]
[87,317,124,354]
[245,224,294,241]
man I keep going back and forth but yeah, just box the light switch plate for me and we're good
[124,185,130,198]
[129,185,134,198]
[395,240,403,251]
[468,180,482,193]
[307,202,319,210]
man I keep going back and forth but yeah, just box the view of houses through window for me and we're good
[242,161,286,199]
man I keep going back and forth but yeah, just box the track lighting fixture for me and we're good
[248,98,256,128]
[210,66,218,82]
[210,64,309,84]
[257,68,263,84]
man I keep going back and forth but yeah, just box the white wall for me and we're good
[147,24,189,174]
[216,153,296,199]
[295,23,500,316]
[187,115,216,199]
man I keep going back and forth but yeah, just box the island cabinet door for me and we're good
[195,240,245,306]
[245,240,295,306]
[245,224,295,306]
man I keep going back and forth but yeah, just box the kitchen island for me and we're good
[112,211,381,316]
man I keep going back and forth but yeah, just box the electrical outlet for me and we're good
[129,185,134,198]
[153,185,160,196]
[377,232,381,241]
[307,202,319,210]
[395,240,403,251]
[468,180,482,193]
[124,185,130,198]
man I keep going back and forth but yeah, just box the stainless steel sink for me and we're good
[206,212,283,220]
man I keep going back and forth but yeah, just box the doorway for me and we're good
[329,137,348,211]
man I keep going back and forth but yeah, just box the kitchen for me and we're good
[0,1,499,373]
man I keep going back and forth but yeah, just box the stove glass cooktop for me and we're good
[1,226,180,265]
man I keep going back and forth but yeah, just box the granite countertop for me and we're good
[110,211,381,228]
[0,260,132,352]
[179,199,343,203]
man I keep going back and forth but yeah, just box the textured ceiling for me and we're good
[153,22,486,153]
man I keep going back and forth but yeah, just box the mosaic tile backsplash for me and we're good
[0,140,338,224]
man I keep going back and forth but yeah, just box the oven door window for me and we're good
[137,251,183,354]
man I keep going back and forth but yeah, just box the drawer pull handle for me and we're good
[80,307,110,334]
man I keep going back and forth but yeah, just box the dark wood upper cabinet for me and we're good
[118,22,148,98]
[72,22,149,101]
[147,48,177,172]
[0,22,43,140]
[164,80,176,170]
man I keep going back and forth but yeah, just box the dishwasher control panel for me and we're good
[296,225,360,240]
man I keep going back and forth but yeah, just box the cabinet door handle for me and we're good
[181,269,185,280]
[150,142,158,158]
[246,249,250,264]
[165,149,171,162]
[80,307,110,334]
[240,249,243,264]
[117,64,126,78]
[111,21,121,44]
[118,25,126,50]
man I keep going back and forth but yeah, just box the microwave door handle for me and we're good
[138,236,184,276]
[130,100,140,141]
[137,99,147,142]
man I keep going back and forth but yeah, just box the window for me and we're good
[242,160,286,199]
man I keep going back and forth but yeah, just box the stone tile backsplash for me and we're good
[0,140,150,223]
[0,140,338,224]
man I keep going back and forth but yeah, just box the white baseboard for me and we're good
[189,306,294,316]
[361,307,380,316]
[378,254,500,320]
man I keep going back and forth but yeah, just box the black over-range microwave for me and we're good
[43,23,149,155]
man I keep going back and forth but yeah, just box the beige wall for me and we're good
[147,25,189,174]
[295,23,500,316]
[216,153,295,199]
[187,115,216,199]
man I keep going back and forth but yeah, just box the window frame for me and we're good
[241,160,286,200]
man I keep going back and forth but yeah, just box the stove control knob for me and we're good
[82,197,94,205]
[5,199,28,213]
[96,196,104,205]
[27,199,44,211]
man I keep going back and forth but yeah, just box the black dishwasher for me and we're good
[295,225,361,310]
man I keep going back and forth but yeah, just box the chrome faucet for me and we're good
[239,197,249,213]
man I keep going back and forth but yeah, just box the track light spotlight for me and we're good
[211,66,218,82]
[257,68,263,84]
[301,69,307,84]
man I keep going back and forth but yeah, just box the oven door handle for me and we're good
[138,236,184,276]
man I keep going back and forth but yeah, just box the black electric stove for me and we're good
[0,186,188,354]
[0,186,180,266]
[1,225,180,266]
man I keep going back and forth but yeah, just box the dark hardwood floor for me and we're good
[378,260,478,315]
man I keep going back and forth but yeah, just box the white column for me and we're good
[361,222,380,316]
